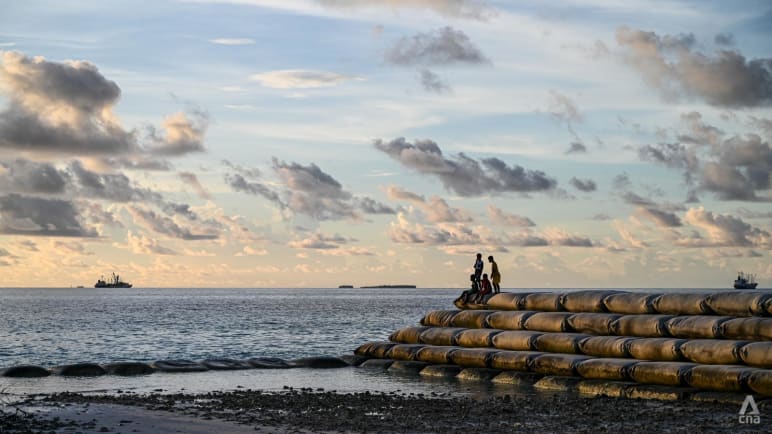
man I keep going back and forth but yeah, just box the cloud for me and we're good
[0,51,136,155]
[356,197,396,214]
[678,206,771,248]
[388,213,481,245]
[736,207,772,219]
[69,160,161,202]
[179,172,211,200]
[635,207,683,227]
[235,246,268,256]
[565,142,587,154]
[128,205,218,240]
[419,69,451,93]
[124,230,178,255]
[288,232,352,249]
[569,177,596,192]
[616,26,772,107]
[386,185,425,203]
[250,69,361,89]
[714,33,734,46]
[385,26,488,66]
[487,205,535,227]
[374,137,557,196]
[0,194,97,237]
[210,38,255,45]
[0,159,69,194]
[548,91,582,125]
[542,228,595,247]
[318,0,493,19]
[146,111,208,156]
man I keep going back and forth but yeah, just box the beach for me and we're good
[3,386,768,433]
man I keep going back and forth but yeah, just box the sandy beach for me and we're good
[2,387,769,434]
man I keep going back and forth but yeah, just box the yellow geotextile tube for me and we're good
[603,292,660,315]
[455,329,502,347]
[415,346,458,364]
[579,336,634,358]
[739,342,772,368]
[486,311,535,330]
[720,317,772,340]
[679,339,748,365]
[419,364,462,378]
[492,330,543,351]
[705,292,772,317]
[389,326,431,344]
[652,293,712,315]
[576,358,638,381]
[576,380,634,398]
[627,337,687,361]
[450,310,494,328]
[489,350,543,371]
[611,315,673,337]
[484,293,520,310]
[523,312,573,332]
[567,313,621,335]
[418,327,466,346]
[355,341,396,358]
[535,333,591,354]
[747,370,772,395]
[560,290,621,313]
[530,353,593,376]
[449,348,501,368]
[387,344,427,361]
[687,365,758,392]
[524,292,563,311]
[421,310,460,327]
[665,316,730,339]
[628,361,696,386]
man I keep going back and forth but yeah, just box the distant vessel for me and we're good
[734,271,758,289]
[360,284,417,289]
[338,285,354,288]
[95,272,132,288]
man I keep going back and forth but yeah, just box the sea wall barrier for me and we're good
[354,290,772,401]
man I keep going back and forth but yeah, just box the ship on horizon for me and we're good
[734,271,758,290]
[95,272,132,288]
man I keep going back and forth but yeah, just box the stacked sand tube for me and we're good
[354,290,772,400]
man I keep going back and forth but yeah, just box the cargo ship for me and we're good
[95,272,132,288]
[734,271,758,289]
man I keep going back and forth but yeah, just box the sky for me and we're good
[0,0,770,288]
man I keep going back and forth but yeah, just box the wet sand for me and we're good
[3,388,768,433]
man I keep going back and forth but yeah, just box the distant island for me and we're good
[359,285,417,289]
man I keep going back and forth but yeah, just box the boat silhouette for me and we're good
[95,272,132,288]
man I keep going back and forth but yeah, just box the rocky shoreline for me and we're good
[2,387,768,433]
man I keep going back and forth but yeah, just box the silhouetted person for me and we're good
[458,274,480,304]
[488,255,501,294]
[475,273,492,303]
[473,253,483,287]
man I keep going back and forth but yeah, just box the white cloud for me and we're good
[210,38,255,45]
[250,69,363,89]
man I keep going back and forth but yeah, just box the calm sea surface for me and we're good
[0,287,465,366]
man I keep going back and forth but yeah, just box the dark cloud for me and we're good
[272,158,359,220]
[0,159,69,194]
[592,213,611,221]
[68,161,161,202]
[225,173,284,207]
[128,206,218,240]
[356,197,396,214]
[179,172,211,200]
[288,232,352,250]
[620,191,656,207]
[616,26,772,107]
[0,194,97,237]
[374,137,557,196]
[386,185,426,203]
[386,26,488,66]
[569,177,596,192]
[612,173,632,190]
[419,69,451,93]
[714,33,735,46]
[635,207,683,227]
[565,142,587,154]
[749,116,772,139]
[0,51,136,154]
